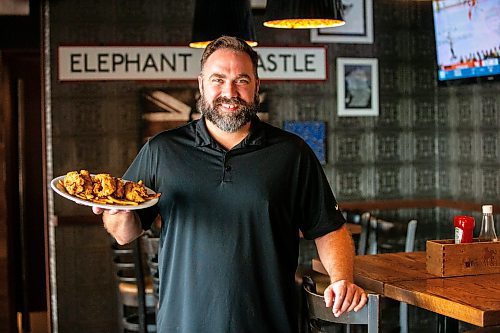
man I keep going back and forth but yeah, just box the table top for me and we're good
[312,251,500,327]
[385,274,500,327]
[312,251,433,294]
[353,251,435,294]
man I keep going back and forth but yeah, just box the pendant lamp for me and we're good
[263,0,345,29]
[189,0,258,48]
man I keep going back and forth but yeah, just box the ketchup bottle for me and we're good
[454,215,475,244]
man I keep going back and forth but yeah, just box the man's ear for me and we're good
[198,75,203,93]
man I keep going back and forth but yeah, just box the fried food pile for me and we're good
[58,170,160,206]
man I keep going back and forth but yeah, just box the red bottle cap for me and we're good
[454,215,475,228]
[454,215,475,243]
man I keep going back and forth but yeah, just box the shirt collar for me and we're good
[194,115,266,148]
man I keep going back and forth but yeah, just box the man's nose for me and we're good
[221,82,237,98]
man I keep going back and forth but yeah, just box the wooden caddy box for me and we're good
[426,239,500,277]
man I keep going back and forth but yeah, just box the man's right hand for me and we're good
[92,206,105,215]
[92,206,123,216]
[92,206,143,244]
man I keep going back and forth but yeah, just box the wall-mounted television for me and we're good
[432,0,500,85]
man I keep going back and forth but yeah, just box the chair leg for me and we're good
[368,294,380,333]
[400,302,408,333]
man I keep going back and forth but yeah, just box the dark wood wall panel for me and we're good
[0,50,46,333]
[0,51,16,333]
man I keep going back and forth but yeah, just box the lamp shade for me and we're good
[263,0,345,29]
[189,0,258,48]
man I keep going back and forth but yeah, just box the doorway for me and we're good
[0,50,48,333]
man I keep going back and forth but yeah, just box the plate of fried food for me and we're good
[51,170,161,210]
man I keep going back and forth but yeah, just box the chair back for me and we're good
[112,242,151,282]
[341,210,369,256]
[303,276,380,333]
[111,238,156,333]
[357,212,371,255]
[142,235,160,305]
[365,217,418,255]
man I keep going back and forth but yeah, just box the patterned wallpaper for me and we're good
[48,0,500,211]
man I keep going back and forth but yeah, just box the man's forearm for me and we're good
[315,225,367,316]
[314,224,354,283]
[103,210,144,245]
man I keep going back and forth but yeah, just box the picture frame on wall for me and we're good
[251,0,266,10]
[283,121,327,165]
[337,57,378,117]
[310,0,373,44]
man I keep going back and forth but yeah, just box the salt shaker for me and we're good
[478,205,498,242]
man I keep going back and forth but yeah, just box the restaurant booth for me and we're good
[0,0,499,332]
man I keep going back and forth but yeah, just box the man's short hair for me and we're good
[200,36,259,78]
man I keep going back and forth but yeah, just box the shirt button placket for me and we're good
[223,154,232,182]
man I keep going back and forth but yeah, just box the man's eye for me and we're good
[236,79,249,84]
[212,78,223,84]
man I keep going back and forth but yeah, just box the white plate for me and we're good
[51,175,159,210]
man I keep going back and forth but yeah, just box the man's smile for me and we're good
[220,103,239,111]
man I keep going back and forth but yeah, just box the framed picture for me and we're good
[336,57,378,117]
[310,0,373,44]
[0,0,29,15]
[283,121,326,164]
[251,0,266,10]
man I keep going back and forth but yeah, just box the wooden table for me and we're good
[346,223,362,235]
[312,252,500,328]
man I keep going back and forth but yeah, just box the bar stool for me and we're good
[111,239,157,333]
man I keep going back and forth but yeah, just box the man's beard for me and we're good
[197,93,260,133]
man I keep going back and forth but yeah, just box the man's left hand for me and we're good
[323,280,367,317]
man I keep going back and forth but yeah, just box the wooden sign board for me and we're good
[57,46,327,81]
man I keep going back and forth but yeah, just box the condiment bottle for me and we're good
[454,215,474,244]
[478,205,498,242]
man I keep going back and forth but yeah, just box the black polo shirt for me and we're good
[123,116,345,333]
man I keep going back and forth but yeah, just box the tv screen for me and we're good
[432,0,500,84]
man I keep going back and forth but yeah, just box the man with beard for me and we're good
[93,36,366,332]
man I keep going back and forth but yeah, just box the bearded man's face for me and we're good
[197,49,260,132]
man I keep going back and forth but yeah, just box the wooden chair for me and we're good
[365,216,418,255]
[111,239,157,333]
[360,214,418,333]
[356,212,371,256]
[303,275,380,333]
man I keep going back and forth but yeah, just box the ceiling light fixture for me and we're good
[263,0,345,29]
[189,0,258,48]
